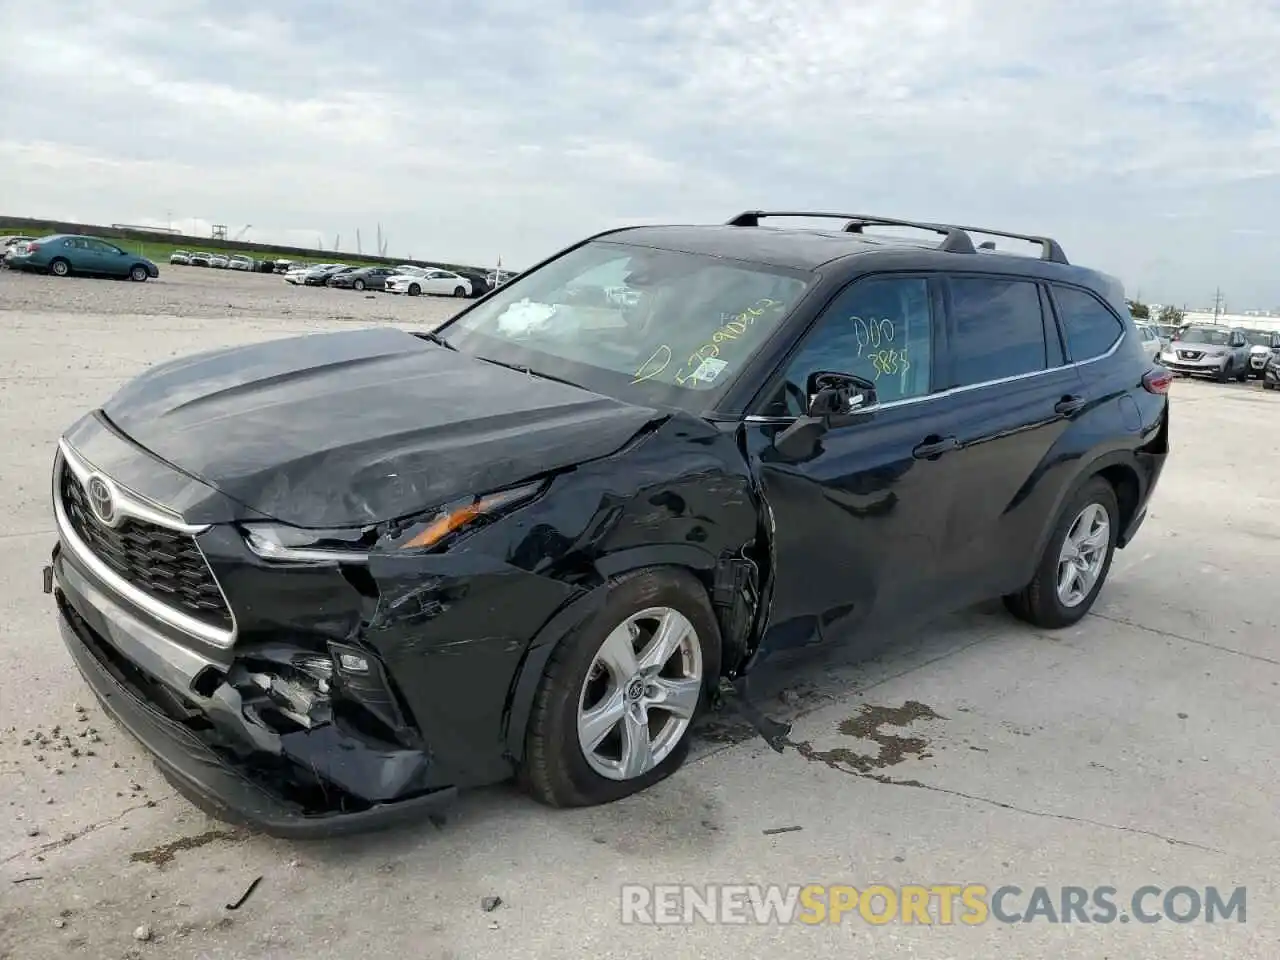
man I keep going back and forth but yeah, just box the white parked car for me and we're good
[1135,322,1162,364]
[385,267,472,297]
[283,264,311,285]
[227,255,254,271]
[169,250,192,265]
[208,254,230,269]
[188,252,213,267]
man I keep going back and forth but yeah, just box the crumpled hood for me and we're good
[102,327,663,527]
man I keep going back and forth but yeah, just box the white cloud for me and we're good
[1,0,1278,304]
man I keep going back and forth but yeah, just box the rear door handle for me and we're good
[912,435,960,460]
[1055,395,1085,416]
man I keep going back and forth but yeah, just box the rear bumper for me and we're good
[51,545,458,839]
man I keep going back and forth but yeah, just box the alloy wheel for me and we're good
[1056,503,1110,607]
[576,606,703,781]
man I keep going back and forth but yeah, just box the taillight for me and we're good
[1143,369,1173,394]
[26,242,39,253]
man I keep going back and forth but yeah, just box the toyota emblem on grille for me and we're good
[86,474,116,525]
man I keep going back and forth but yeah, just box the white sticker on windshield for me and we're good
[497,299,557,336]
[690,356,728,383]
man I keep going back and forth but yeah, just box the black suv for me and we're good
[45,211,1170,836]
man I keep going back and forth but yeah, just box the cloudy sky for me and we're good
[1,0,1278,307]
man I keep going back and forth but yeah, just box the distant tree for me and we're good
[1157,305,1185,326]
[1128,299,1150,319]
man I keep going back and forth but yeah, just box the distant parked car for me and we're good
[1263,353,1280,391]
[1,235,36,265]
[328,265,398,291]
[188,252,213,267]
[301,264,349,286]
[273,260,295,274]
[1134,322,1162,364]
[1159,324,1250,382]
[5,234,159,281]
[208,254,230,269]
[169,250,192,265]
[283,264,313,285]
[1242,329,1280,379]
[486,269,519,288]
[227,255,254,272]
[385,267,472,297]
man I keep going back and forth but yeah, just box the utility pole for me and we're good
[1212,287,1225,322]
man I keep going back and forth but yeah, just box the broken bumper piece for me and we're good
[54,582,457,840]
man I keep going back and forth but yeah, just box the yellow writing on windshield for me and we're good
[632,298,784,386]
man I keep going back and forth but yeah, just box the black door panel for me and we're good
[746,400,956,655]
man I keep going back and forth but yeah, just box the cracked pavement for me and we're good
[2,268,1277,958]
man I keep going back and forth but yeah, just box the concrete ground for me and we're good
[1,267,1277,959]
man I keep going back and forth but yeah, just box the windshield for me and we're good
[439,240,810,410]
[1177,327,1229,345]
[1244,330,1274,346]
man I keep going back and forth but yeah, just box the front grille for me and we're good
[59,465,233,631]
[1178,351,1202,360]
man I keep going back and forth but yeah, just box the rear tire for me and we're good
[520,568,720,808]
[129,264,149,282]
[1003,476,1119,629]
[49,258,70,277]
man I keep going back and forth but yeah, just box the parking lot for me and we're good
[2,266,1278,958]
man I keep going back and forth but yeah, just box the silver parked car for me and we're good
[1242,329,1280,379]
[1159,324,1250,383]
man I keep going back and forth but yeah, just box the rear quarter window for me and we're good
[1053,286,1125,361]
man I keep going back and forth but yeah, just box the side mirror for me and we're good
[773,372,878,461]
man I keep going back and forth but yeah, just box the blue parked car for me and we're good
[7,234,160,281]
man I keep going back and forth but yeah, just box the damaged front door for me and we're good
[742,274,959,659]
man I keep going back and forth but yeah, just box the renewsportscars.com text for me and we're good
[620,884,1246,926]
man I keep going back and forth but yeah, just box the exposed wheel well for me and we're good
[1095,463,1140,536]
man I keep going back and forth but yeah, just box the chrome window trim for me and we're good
[54,439,238,649]
[745,330,1126,423]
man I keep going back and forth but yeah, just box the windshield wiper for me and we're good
[476,355,582,389]
[416,330,457,351]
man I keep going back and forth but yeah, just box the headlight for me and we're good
[243,524,376,563]
[395,481,545,551]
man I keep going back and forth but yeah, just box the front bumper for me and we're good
[51,545,458,838]
[1160,354,1226,375]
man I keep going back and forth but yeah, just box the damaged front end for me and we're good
[52,544,456,837]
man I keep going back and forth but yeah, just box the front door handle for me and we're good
[913,435,960,460]
[1055,395,1085,416]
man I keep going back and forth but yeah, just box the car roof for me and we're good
[597,218,1124,306]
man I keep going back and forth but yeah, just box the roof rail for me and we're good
[725,210,1069,264]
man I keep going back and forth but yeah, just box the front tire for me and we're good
[129,264,149,282]
[1003,476,1119,629]
[521,568,721,808]
[453,285,467,298]
[353,279,365,291]
[49,258,70,277]
[1216,362,1231,383]
[408,283,421,297]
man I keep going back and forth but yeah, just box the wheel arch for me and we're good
[1029,451,1144,568]
[501,559,726,761]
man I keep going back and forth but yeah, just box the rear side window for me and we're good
[1054,286,1124,361]
[948,278,1047,386]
